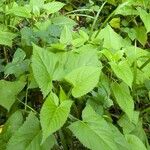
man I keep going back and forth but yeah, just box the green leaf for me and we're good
[118,112,139,134]
[59,86,68,102]
[40,93,72,143]
[29,0,44,15]
[115,2,138,16]
[60,25,72,45]
[7,113,55,150]
[0,111,24,150]
[134,26,147,46]
[43,2,65,14]
[110,60,133,87]
[6,3,31,18]
[69,105,128,150]
[138,8,150,33]
[65,66,101,97]
[0,80,25,111]
[124,46,149,63]
[32,44,58,97]
[51,16,77,27]
[109,18,120,29]
[53,47,101,80]
[4,49,30,77]
[125,134,147,150]
[109,124,130,150]
[112,82,134,121]
[0,31,16,47]
[97,25,125,51]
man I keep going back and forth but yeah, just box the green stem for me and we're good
[25,87,28,111]
[90,1,107,38]
[95,7,117,38]
[139,58,150,70]
[17,98,37,113]
[65,9,94,15]
[132,41,137,97]
[66,14,94,19]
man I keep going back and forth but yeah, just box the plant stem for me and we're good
[95,7,117,38]
[67,14,94,19]
[132,41,137,98]
[90,1,106,39]
[65,9,94,15]
[17,98,37,113]
[25,87,28,111]
[139,58,150,70]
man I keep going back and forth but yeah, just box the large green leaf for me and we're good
[110,60,133,87]
[97,25,125,51]
[6,2,31,18]
[0,111,24,150]
[69,105,129,150]
[0,80,25,111]
[112,82,134,121]
[32,44,58,97]
[53,47,101,80]
[124,46,149,63]
[109,124,130,150]
[29,0,44,15]
[7,113,55,150]
[4,49,30,77]
[0,31,16,47]
[43,2,65,14]
[60,25,72,45]
[118,112,139,134]
[138,8,150,33]
[115,2,138,16]
[134,26,147,46]
[40,93,72,142]
[51,16,77,27]
[125,134,147,150]
[65,66,101,97]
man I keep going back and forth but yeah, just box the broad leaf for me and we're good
[60,25,72,44]
[69,105,129,150]
[7,113,55,150]
[59,86,68,102]
[53,48,101,80]
[4,49,30,77]
[115,2,138,16]
[112,82,134,121]
[97,25,125,51]
[118,112,139,134]
[124,46,149,63]
[65,66,101,97]
[110,60,133,87]
[32,44,58,97]
[134,26,147,46]
[6,3,31,18]
[138,8,150,33]
[0,31,16,47]
[0,111,24,150]
[43,2,65,14]
[29,0,44,15]
[40,93,72,142]
[51,16,77,27]
[0,80,25,111]
[125,134,147,150]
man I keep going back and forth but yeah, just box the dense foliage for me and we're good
[0,0,150,149]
